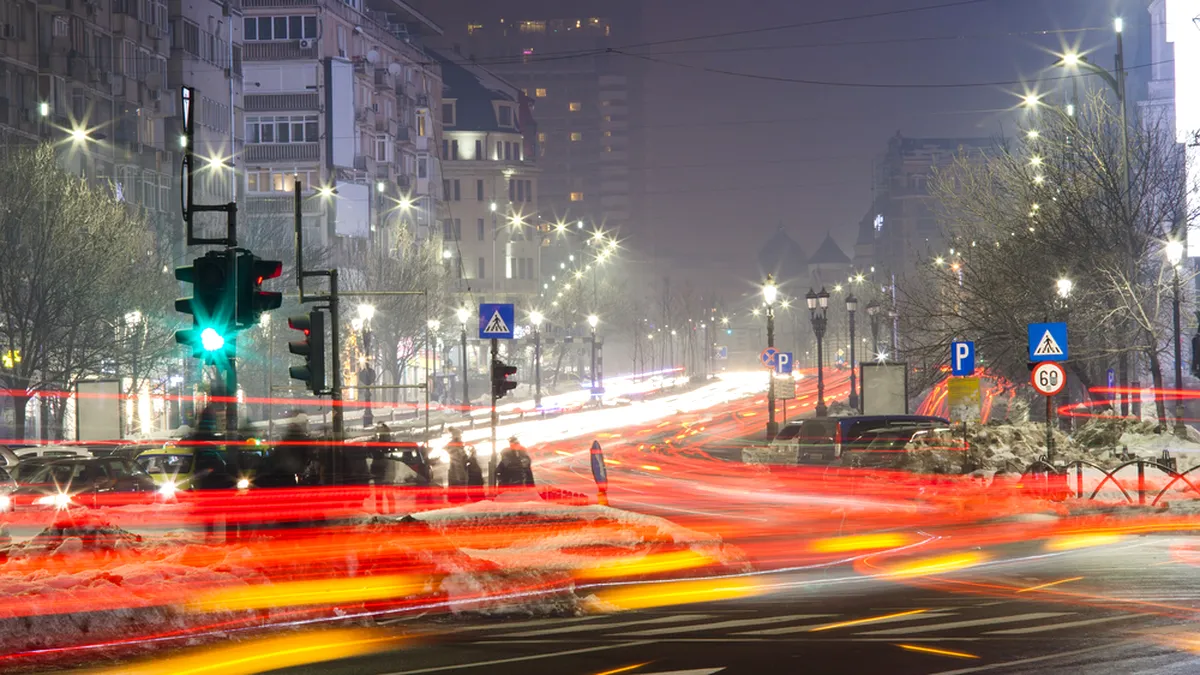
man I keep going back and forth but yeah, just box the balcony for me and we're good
[246,194,324,215]
[374,69,393,90]
[243,0,315,6]
[244,142,320,163]
[244,92,319,112]
[244,40,315,61]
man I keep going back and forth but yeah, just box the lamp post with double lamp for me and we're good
[427,319,440,407]
[456,307,470,417]
[1168,240,1187,437]
[846,294,859,410]
[587,314,600,398]
[763,275,779,437]
[807,287,830,417]
[530,310,544,408]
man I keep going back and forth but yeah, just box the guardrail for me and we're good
[1020,453,1197,506]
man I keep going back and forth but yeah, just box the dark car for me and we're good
[769,415,951,464]
[840,425,965,470]
[11,457,159,510]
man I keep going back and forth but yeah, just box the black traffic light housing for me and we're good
[175,250,234,360]
[236,251,283,327]
[288,310,326,394]
[491,358,518,399]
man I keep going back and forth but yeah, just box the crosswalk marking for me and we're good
[859,612,1072,636]
[505,614,713,638]
[984,614,1140,635]
[614,614,835,637]
[442,615,602,633]
[737,611,956,637]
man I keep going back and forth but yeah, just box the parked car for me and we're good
[10,457,158,510]
[768,415,951,464]
[12,445,93,461]
[840,425,965,471]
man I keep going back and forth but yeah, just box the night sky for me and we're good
[631,0,1141,296]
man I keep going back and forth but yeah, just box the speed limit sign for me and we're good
[1031,361,1066,396]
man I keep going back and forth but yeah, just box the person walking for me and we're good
[445,428,469,503]
[496,435,535,488]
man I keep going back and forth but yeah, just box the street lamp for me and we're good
[807,287,830,417]
[1056,278,1074,299]
[124,311,144,437]
[846,294,859,411]
[763,275,779,437]
[428,319,441,407]
[866,299,881,361]
[1168,240,1187,437]
[456,307,470,416]
[587,314,600,398]
[530,310,544,408]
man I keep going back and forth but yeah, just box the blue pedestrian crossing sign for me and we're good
[775,351,794,375]
[478,303,515,339]
[951,341,975,376]
[1027,322,1068,362]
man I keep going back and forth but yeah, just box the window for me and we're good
[537,132,546,143]
[534,88,547,98]
[375,136,388,162]
[477,257,486,279]
[477,218,485,240]
[416,110,426,136]
[442,179,449,197]
[570,132,582,142]
[245,115,319,144]
[450,139,459,160]
[243,15,316,41]
[516,180,524,203]
[417,157,427,178]
[452,179,461,201]
[498,105,513,127]
[247,170,320,192]
[503,142,512,161]
[570,192,583,201]
[442,139,448,158]
[337,24,347,57]
[476,179,484,201]
[442,101,455,125]
[603,114,611,122]
[519,20,546,33]
[605,145,613,152]
[474,139,482,159]
[442,218,461,240]
[569,102,581,112]
[495,141,502,160]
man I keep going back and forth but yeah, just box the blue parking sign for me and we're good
[951,341,975,376]
[775,351,793,375]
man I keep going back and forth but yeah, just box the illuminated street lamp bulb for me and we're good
[376,181,386,193]
[530,310,544,326]
[1114,16,1123,33]
[1026,129,1039,140]
[1033,175,1045,185]
[456,307,470,324]
[1061,51,1081,67]
[587,314,599,329]
[38,102,49,117]
[443,249,453,259]
[1056,277,1073,298]
[1022,93,1040,108]
[1167,240,1185,266]
[428,319,440,331]
[489,202,497,212]
[70,127,89,142]
[1029,155,1043,167]
[398,197,413,209]
[357,304,376,321]
[762,276,778,306]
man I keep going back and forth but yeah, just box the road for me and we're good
[269,535,1200,674]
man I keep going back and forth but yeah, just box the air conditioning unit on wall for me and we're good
[299,39,314,49]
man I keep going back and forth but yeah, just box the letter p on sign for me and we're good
[951,341,975,376]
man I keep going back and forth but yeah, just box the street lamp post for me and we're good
[357,304,376,427]
[1168,241,1187,437]
[490,201,498,296]
[124,311,143,437]
[866,299,881,361]
[807,287,830,417]
[428,319,440,408]
[456,307,470,417]
[763,275,778,437]
[530,310,544,408]
[847,294,859,411]
[587,314,600,398]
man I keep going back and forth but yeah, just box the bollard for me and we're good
[1137,459,1146,505]
[1076,463,1084,499]
[590,440,609,506]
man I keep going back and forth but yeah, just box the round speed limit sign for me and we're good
[1031,361,1066,397]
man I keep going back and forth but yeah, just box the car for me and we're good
[12,445,93,461]
[769,415,951,464]
[135,444,241,493]
[840,425,965,470]
[10,457,159,510]
[0,465,17,512]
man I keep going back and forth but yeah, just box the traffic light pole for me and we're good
[329,269,344,441]
[489,337,498,488]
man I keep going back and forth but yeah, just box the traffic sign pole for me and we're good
[1031,361,1066,460]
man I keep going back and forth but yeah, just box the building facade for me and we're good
[238,0,444,259]
[435,51,541,301]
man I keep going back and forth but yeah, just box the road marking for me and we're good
[810,609,932,632]
[739,611,955,637]
[859,612,1072,636]
[897,643,980,659]
[505,614,712,638]
[614,614,834,637]
[927,641,1132,675]
[984,614,1141,634]
[440,615,602,633]
[1016,576,1084,593]
[381,641,656,674]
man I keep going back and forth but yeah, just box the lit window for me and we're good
[537,132,546,142]
[570,132,582,142]
[603,114,611,122]
[535,88,547,98]
[603,131,612,137]
[569,102,581,112]
[519,20,546,33]
[467,23,483,34]
[570,192,583,201]
[604,145,612,153]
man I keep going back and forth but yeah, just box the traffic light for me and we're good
[288,310,326,393]
[175,250,234,360]
[236,251,283,327]
[491,359,518,399]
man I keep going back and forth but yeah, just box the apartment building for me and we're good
[239,0,443,258]
[435,51,541,302]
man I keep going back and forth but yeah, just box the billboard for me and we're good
[860,363,908,415]
[75,380,121,442]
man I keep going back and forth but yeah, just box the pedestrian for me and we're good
[372,423,393,513]
[445,428,469,503]
[464,444,485,501]
[496,435,535,488]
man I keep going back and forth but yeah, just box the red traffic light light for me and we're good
[236,252,283,326]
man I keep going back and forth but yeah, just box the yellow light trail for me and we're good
[1017,576,1084,593]
[810,533,914,554]
[187,574,425,612]
[810,609,929,632]
[896,643,979,659]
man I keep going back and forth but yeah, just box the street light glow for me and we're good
[1114,16,1123,33]
[1026,129,1039,139]
[428,319,441,331]
[1022,93,1041,108]
[69,126,89,142]
[530,310,544,326]
[443,249,453,259]
[456,307,470,324]
[762,276,778,306]
[1167,239,1186,266]
[38,102,49,117]
[1056,277,1074,298]
[587,314,599,328]
[376,181,386,193]
[1061,51,1081,67]
[489,202,497,212]
[357,304,376,321]
[1029,155,1043,167]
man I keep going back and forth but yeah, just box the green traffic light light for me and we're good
[200,327,226,352]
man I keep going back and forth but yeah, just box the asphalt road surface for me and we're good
[264,535,1200,675]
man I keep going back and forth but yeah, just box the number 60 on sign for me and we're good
[1031,361,1066,397]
